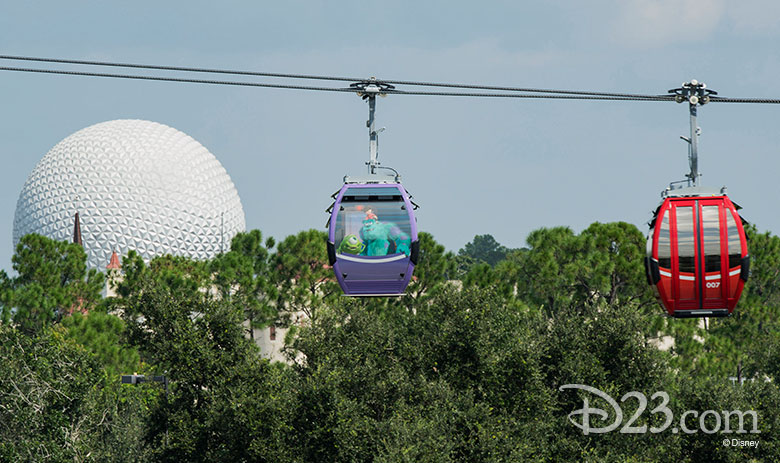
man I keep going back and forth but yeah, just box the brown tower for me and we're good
[73,212,83,246]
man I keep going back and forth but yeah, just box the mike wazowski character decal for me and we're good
[337,234,365,255]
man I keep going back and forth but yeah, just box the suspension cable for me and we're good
[0,65,676,101]
[2,55,780,103]
[0,54,363,83]
[0,66,360,93]
[708,97,780,104]
[0,54,671,100]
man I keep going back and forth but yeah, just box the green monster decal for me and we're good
[337,234,365,255]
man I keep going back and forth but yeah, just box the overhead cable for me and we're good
[0,66,359,93]
[0,54,670,100]
[0,65,677,101]
[708,97,780,104]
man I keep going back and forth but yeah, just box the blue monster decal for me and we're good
[358,209,411,256]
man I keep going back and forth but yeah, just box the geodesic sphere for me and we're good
[13,119,246,270]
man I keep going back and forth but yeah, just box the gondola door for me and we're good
[668,200,698,311]
[698,199,729,311]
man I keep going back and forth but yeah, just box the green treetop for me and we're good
[0,233,104,333]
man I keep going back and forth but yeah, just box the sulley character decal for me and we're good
[359,209,411,256]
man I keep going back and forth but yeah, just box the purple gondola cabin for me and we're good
[327,182,419,296]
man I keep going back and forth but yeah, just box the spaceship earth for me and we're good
[13,119,246,270]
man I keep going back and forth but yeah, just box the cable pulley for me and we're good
[350,79,395,100]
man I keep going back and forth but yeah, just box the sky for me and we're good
[1,0,780,273]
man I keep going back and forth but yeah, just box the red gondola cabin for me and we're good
[646,189,749,318]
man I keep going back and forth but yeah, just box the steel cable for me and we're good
[0,65,676,101]
[0,54,671,100]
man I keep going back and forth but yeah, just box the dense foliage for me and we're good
[1,224,778,462]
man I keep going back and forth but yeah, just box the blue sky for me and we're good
[1,1,780,272]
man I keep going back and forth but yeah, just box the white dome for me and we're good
[13,119,246,270]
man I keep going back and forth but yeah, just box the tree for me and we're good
[210,230,277,340]
[288,287,555,462]
[271,229,339,322]
[0,233,104,333]
[0,325,152,462]
[497,223,654,317]
[457,234,510,267]
[60,310,142,378]
[0,325,101,461]
[114,251,211,312]
[405,232,457,301]
[539,300,678,458]
[508,226,581,312]
[577,221,655,310]
[118,278,293,462]
[461,262,514,300]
